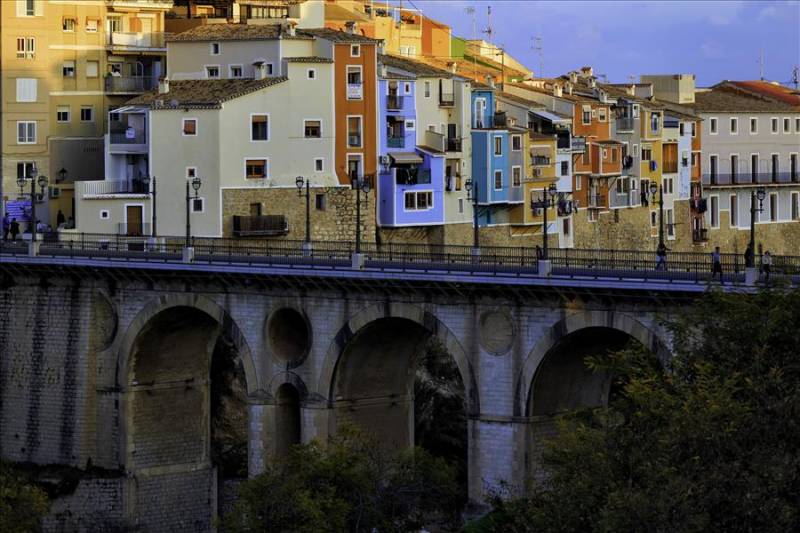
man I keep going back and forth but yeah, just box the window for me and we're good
[667,208,675,237]
[709,117,717,134]
[108,16,122,33]
[424,81,431,98]
[230,65,243,78]
[575,176,582,190]
[191,197,205,213]
[25,0,35,16]
[63,17,76,32]
[691,122,696,137]
[315,193,326,211]
[730,117,738,134]
[17,121,36,144]
[80,106,93,122]
[347,116,362,147]
[494,170,503,190]
[664,177,673,195]
[100,210,110,220]
[459,198,464,213]
[692,153,698,167]
[771,117,778,133]
[598,107,607,122]
[16,37,35,59]
[783,118,791,133]
[15,78,37,102]
[63,60,75,77]
[86,60,99,78]
[186,167,197,179]
[750,117,758,134]
[251,114,268,141]
[582,106,591,125]
[182,118,197,135]
[772,154,779,178]
[561,161,568,176]
[85,19,98,33]
[211,43,220,55]
[641,147,652,161]
[792,154,798,180]
[265,63,274,76]
[314,158,324,172]
[346,66,362,99]
[511,135,522,151]
[350,44,360,57]
[206,66,220,78]
[679,123,684,136]
[404,191,433,210]
[245,159,267,179]
[304,120,321,138]
[770,193,778,221]
[792,192,799,221]
[650,112,660,132]
[730,194,738,227]
[405,120,415,130]
[307,69,316,79]
[796,118,800,132]
[751,154,759,178]
[512,166,522,187]
[562,218,570,236]
[404,82,411,94]
[56,105,70,122]
[494,136,502,156]
[710,196,719,228]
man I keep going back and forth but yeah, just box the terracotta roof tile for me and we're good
[299,27,382,43]
[126,78,288,109]
[689,86,798,113]
[284,56,333,63]
[168,24,312,42]
[718,80,800,107]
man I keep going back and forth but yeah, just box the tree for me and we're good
[220,425,462,533]
[0,462,49,533]
[478,289,800,533]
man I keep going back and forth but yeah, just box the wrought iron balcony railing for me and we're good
[386,94,404,110]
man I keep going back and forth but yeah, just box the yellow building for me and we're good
[519,132,558,227]
[1,0,171,227]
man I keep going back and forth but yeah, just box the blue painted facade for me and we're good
[470,87,513,226]
[378,77,445,227]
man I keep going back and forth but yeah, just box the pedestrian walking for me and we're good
[711,246,724,284]
[56,210,66,228]
[9,218,20,241]
[744,242,754,268]
[762,250,772,284]
[2,213,9,240]
[655,242,668,271]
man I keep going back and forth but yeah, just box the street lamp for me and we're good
[530,183,558,259]
[747,186,766,267]
[649,181,665,247]
[351,173,371,254]
[464,177,480,252]
[16,164,48,242]
[186,175,201,246]
[56,168,68,184]
[295,175,311,246]
[141,175,157,238]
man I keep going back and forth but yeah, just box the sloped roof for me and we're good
[496,90,544,109]
[284,56,333,63]
[379,53,455,79]
[168,24,312,42]
[126,78,288,109]
[717,80,800,107]
[300,27,382,43]
[324,2,370,22]
[689,86,798,113]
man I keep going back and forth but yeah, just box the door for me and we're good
[126,205,143,236]
[347,157,361,180]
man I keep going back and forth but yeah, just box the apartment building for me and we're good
[648,79,800,254]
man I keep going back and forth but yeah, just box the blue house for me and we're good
[470,85,520,225]
[377,74,445,227]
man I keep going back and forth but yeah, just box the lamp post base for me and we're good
[182,246,195,263]
[351,252,366,270]
[538,259,552,277]
[745,267,758,286]
[470,247,481,264]
[302,241,313,258]
[28,241,40,257]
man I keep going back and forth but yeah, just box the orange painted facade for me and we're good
[421,17,451,58]
[333,41,378,185]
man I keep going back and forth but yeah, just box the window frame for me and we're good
[494,170,503,190]
[709,117,718,135]
[190,197,205,214]
[303,118,322,139]
[56,105,70,123]
[85,18,98,33]
[244,158,269,180]
[710,195,719,228]
[314,158,324,172]
[511,134,522,151]
[182,117,198,136]
[750,117,758,134]
[249,113,269,142]
[15,78,37,102]
[511,165,522,187]
[62,17,76,32]
[16,36,35,59]
[347,115,363,148]
[769,193,778,222]
[62,60,76,78]
[229,64,243,78]
[86,60,99,78]
[494,135,503,157]
[730,194,738,228]
[350,44,361,57]
[346,66,363,100]
[307,68,316,80]
[204,65,221,79]
[598,107,607,122]
[791,191,799,221]
[783,117,791,133]
[186,167,197,179]
[729,117,738,135]
[770,117,778,134]
[424,81,431,98]
[210,42,221,55]
[16,121,36,144]
[80,106,94,123]
[403,190,434,211]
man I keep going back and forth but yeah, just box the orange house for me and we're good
[571,99,613,208]
[305,29,380,185]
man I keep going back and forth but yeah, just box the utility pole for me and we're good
[758,49,765,81]
[532,36,543,78]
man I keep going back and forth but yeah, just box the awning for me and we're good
[390,152,423,165]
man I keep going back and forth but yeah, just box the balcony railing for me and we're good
[439,93,454,107]
[424,130,445,152]
[446,138,462,152]
[588,194,606,208]
[107,32,171,50]
[532,156,551,167]
[347,83,363,99]
[232,215,288,237]
[616,117,635,131]
[703,172,799,186]
[571,136,586,153]
[386,94,404,110]
[387,136,404,148]
[693,228,709,242]
[110,130,147,145]
[105,75,158,94]
[79,178,149,197]
[493,112,508,128]
[396,168,431,185]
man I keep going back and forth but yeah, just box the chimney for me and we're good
[565,82,573,95]
[569,71,578,84]
[552,84,563,97]
[580,66,593,78]
[589,78,596,88]
[345,21,357,34]
[448,61,458,74]
[628,84,635,96]
[486,75,495,88]
[253,61,266,80]
[158,77,169,94]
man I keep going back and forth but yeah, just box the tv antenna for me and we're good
[758,49,765,80]
[532,36,543,78]
[464,6,476,41]
[482,5,493,43]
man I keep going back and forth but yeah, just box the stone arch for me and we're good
[515,309,668,418]
[318,302,479,416]
[266,371,310,403]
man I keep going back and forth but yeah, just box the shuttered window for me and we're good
[245,159,267,180]
[16,78,37,102]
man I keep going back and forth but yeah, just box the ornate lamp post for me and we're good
[463,177,480,253]
[748,186,766,267]
[295,175,311,247]
[16,164,48,242]
[141,175,157,238]
[530,183,558,259]
[649,181,665,247]
[351,173,371,254]
[186,175,201,246]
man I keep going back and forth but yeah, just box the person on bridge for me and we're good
[9,218,20,241]
[56,210,66,228]
[2,213,9,240]
[762,251,773,284]
[711,246,724,284]
[656,242,669,271]
[744,243,755,269]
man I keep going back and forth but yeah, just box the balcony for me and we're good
[387,136,404,149]
[386,94,404,111]
[396,168,431,185]
[616,117,635,132]
[532,156,551,167]
[570,136,586,153]
[703,172,799,186]
[105,75,158,94]
[609,189,639,208]
[424,130,445,152]
[588,194,606,209]
[347,83,363,100]
[79,178,149,197]
[693,228,709,243]
[107,32,171,51]
[493,112,508,128]
[445,173,462,192]
[446,138,462,152]
[233,215,288,237]
[439,93,454,107]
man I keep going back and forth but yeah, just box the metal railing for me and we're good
[446,137,462,152]
[105,76,158,94]
[107,32,171,49]
[347,83,363,99]
[118,223,152,237]
[692,228,709,242]
[532,156,551,166]
[110,130,147,145]
[386,94,404,110]
[616,117,634,131]
[439,93,455,107]
[79,179,149,196]
[4,234,798,285]
[387,136,405,148]
[703,172,800,186]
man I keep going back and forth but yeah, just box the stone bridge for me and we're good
[0,256,709,531]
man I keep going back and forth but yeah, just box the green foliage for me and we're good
[220,425,462,533]
[479,289,800,533]
[0,462,49,533]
